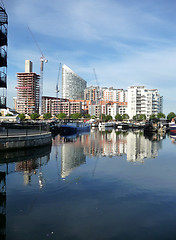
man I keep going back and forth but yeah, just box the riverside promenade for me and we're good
[0,124,52,151]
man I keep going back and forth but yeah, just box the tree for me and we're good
[43,113,52,120]
[30,113,40,120]
[139,114,146,120]
[149,114,157,120]
[133,115,137,121]
[84,114,91,119]
[115,114,122,121]
[100,114,112,122]
[0,112,1,116]
[56,112,66,119]
[70,113,82,119]
[105,115,112,121]
[5,113,13,116]
[100,114,106,121]
[167,112,176,121]
[157,112,166,119]
[133,114,146,121]
[122,114,129,120]
[18,113,25,121]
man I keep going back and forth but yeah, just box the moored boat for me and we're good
[98,122,115,129]
[60,121,90,136]
[169,118,176,133]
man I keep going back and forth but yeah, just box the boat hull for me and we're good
[169,122,176,133]
[60,124,90,136]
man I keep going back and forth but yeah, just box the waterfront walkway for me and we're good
[0,128,52,150]
[0,128,49,137]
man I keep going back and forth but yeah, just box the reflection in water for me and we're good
[61,137,86,178]
[0,130,172,240]
[170,133,176,144]
[15,146,51,187]
[0,145,51,240]
[0,171,6,240]
[58,130,164,178]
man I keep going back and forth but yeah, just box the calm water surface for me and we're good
[1,129,176,240]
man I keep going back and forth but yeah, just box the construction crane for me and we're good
[93,68,102,120]
[28,27,48,115]
[93,68,101,104]
[56,62,61,115]
[56,63,61,98]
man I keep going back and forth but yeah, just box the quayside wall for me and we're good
[0,133,52,150]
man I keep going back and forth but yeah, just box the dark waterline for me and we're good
[1,130,176,240]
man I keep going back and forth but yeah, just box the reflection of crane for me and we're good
[56,63,61,115]
[28,27,48,115]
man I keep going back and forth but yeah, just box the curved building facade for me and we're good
[62,64,87,100]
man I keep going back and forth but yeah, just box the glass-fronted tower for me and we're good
[0,6,8,108]
[62,64,87,100]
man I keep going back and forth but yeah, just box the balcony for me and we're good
[0,95,6,108]
[0,7,8,24]
[0,27,7,47]
[0,71,6,88]
[0,48,7,67]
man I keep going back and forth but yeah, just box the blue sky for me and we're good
[4,0,176,114]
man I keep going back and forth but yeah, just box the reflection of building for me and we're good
[73,130,161,162]
[58,130,163,178]
[0,6,8,109]
[15,155,50,186]
[126,132,160,162]
[62,64,87,100]
[16,60,40,114]
[61,142,86,178]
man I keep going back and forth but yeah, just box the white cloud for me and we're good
[5,0,176,113]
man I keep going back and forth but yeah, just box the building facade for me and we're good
[16,60,40,115]
[84,86,100,103]
[62,64,87,100]
[102,87,128,103]
[42,96,82,116]
[127,86,163,119]
[0,6,8,109]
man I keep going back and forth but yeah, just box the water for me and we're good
[1,129,176,240]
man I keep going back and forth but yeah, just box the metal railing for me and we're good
[0,123,50,137]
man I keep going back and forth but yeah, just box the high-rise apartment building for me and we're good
[0,6,8,109]
[127,86,163,119]
[102,87,127,103]
[16,60,40,115]
[62,64,87,100]
[84,86,100,103]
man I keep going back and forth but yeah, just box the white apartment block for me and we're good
[62,64,87,100]
[88,102,127,118]
[88,104,102,117]
[127,86,163,119]
[102,87,128,102]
